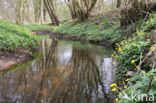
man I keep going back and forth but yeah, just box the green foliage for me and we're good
[24,17,125,44]
[103,17,108,22]
[23,23,54,31]
[112,15,156,103]
[52,20,124,43]
[0,20,39,50]
[115,36,149,80]
[117,70,156,103]
[142,17,156,31]
[136,15,156,32]
[115,16,156,80]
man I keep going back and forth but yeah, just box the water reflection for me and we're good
[0,38,116,103]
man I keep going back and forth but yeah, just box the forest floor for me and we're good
[34,30,113,46]
[24,10,128,46]
[0,50,32,71]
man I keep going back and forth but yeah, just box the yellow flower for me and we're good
[118,48,122,52]
[110,83,117,87]
[125,78,130,82]
[120,41,124,45]
[131,60,135,64]
[150,46,155,50]
[115,55,119,58]
[115,98,118,102]
[112,62,115,65]
[112,88,116,92]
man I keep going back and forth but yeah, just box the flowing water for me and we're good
[0,38,116,103]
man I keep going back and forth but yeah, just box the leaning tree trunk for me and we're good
[44,0,59,25]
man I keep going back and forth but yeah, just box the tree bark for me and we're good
[43,3,47,22]
[44,0,59,25]
[65,0,97,21]
[15,0,22,24]
[40,0,44,23]
[117,0,121,8]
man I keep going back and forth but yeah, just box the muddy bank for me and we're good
[34,30,113,46]
[0,50,33,71]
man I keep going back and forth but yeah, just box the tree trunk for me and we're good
[117,0,121,8]
[40,0,44,23]
[33,0,39,23]
[65,0,97,21]
[15,0,22,24]
[44,0,59,25]
[43,3,47,22]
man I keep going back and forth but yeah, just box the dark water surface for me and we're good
[0,38,116,103]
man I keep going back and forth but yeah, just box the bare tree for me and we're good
[65,0,97,21]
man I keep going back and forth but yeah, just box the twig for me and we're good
[142,11,156,16]
[146,78,153,94]
[143,2,156,22]
[135,44,156,71]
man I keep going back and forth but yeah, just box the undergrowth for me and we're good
[0,20,39,50]
[23,23,54,31]
[114,16,156,80]
[53,20,125,43]
[24,17,126,44]
[110,15,156,103]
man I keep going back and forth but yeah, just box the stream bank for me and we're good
[0,50,33,71]
[0,20,39,71]
[34,30,114,46]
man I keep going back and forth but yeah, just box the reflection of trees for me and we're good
[0,39,115,103]
[35,38,58,102]
[40,38,58,69]
[0,38,59,103]
[50,47,113,103]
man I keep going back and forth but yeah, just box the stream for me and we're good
[0,38,116,103]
